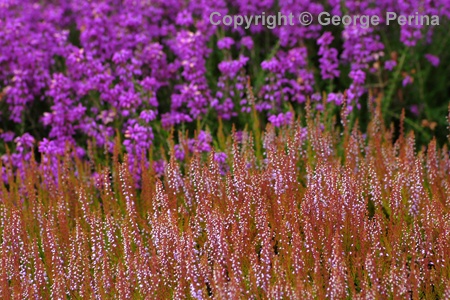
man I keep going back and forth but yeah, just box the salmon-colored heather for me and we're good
[0,104,449,299]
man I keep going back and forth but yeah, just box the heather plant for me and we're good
[0,103,449,299]
[1,2,450,298]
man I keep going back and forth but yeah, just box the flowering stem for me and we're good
[384,110,431,140]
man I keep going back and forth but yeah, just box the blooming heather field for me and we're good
[1,0,450,299]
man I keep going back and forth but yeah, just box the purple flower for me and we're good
[402,75,413,87]
[112,49,132,64]
[188,130,212,153]
[217,37,234,50]
[240,36,254,50]
[214,152,227,164]
[409,104,421,116]
[139,110,157,123]
[213,152,229,175]
[14,133,35,152]
[341,25,384,72]
[218,56,248,78]
[176,10,193,26]
[346,70,366,105]
[161,112,193,128]
[211,97,237,120]
[174,145,185,161]
[0,132,15,143]
[384,60,397,71]
[327,93,344,106]
[317,32,334,46]
[268,112,293,127]
[311,93,322,102]
[424,54,440,67]
[38,138,65,156]
[153,159,166,177]
[261,58,281,73]
[349,70,366,85]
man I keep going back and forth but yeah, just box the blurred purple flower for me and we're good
[217,37,234,50]
[176,10,193,26]
[424,54,440,67]
[240,36,254,50]
[0,132,15,143]
[153,159,166,177]
[327,93,344,106]
[384,60,397,71]
[214,152,229,175]
[268,112,293,127]
[174,144,185,161]
[409,104,420,116]
[402,75,413,87]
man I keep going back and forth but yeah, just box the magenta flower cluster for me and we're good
[0,0,447,179]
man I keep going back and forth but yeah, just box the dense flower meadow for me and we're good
[1,104,450,298]
[0,0,449,178]
[1,0,450,298]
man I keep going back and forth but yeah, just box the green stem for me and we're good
[383,50,407,115]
